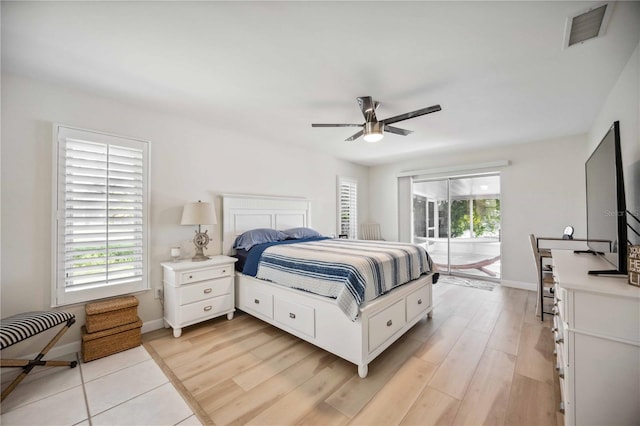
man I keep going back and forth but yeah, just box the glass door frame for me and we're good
[413,172,502,282]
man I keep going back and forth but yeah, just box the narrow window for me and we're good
[337,177,358,239]
[52,125,150,306]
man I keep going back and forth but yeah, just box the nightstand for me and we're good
[161,255,238,338]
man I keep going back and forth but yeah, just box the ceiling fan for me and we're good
[312,96,441,142]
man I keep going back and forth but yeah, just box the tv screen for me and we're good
[585,121,627,274]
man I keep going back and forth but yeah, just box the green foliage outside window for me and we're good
[446,199,500,238]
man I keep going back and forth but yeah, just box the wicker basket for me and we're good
[81,318,142,362]
[85,296,139,333]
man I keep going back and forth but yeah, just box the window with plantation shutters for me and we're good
[52,125,150,306]
[337,177,358,239]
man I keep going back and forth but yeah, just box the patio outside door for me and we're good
[412,174,501,280]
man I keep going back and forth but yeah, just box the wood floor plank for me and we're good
[428,329,490,400]
[349,356,438,426]
[171,331,273,379]
[467,300,502,334]
[487,308,524,356]
[399,386,461,426]
[502,287,528,313]
[250,332,299,359]
[234,340,317,391]
[325,336,423,418]
[197,378,245,414]
[415,315,469,364]
[209,349,330,425]
[181,351,263,396]
[296,402,350,426]
[246,359,353,426]
[451,348,516,426]
[505,374,556,426]
[514,322,555,385]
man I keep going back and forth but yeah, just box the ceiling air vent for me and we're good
[563,3,614,48]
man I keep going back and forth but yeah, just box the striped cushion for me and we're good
[0,311,75,350]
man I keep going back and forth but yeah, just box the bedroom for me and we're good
[1,1,639,425]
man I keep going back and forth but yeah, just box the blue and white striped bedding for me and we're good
[254,239,434,320]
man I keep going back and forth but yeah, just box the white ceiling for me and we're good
[2,1,639,166]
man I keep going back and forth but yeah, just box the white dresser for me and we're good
[552,250,640,426]
[161,256,238,338]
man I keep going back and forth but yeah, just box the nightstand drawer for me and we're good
[180,294,233,324]
[180,265,232,285]
[180,277,233,305]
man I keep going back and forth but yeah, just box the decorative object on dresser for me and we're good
[161,256,238,338]
[552,249,640,425]
[82,296,142,362]
[181,200,217,261]
[1,311,77,401]
[629,245,640,286]
[171,246,181,262]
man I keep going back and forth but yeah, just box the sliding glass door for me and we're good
[413,173,501,280]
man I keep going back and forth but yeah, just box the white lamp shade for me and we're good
[181,201,217,225]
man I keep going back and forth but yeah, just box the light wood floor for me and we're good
[144,282,562,426]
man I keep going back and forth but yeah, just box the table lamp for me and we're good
[181,200,217,261]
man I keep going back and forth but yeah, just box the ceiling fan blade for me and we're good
[381,104,441,126]
[345,129,364,141]
[311,123,362,127]
[384,125,413,136]
[357,96,378,122]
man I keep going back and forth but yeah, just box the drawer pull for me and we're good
[254,299,260,304]
[204,306,212,312]
[289,313,296,319]
[417,299,423,305]
[189,275,193,279]
[222,269,226,274]
[559,402,565,414]
[552,327,558,333]
[204,288,212,294]
[556,338,564,344]
[559,372,565,379]
[386,320,393,327]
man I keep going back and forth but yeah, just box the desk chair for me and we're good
[1,311,77,401]
[529,234,555,319]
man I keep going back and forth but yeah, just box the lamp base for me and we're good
[191,246,209,262]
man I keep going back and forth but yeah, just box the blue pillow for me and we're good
[283,227,322,239]
[233,228,288,251]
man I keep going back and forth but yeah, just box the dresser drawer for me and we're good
[406,285,430,321]
[180,265,232,285]
[180,277,233,305]
[180,294,233,325]
[242,287,274,319]
[274,298,315,337]
[369,300,406,352]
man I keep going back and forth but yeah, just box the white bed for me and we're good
[222,194,435,378]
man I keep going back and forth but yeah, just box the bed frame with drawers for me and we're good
[222,194,435,378]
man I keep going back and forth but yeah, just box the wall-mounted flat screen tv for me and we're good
[585,121,627,275]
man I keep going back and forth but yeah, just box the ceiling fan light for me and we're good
[363,132,384,143]
[363,122,384,143]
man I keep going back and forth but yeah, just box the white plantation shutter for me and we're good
[53,125,149,306]
[338,177,358,239]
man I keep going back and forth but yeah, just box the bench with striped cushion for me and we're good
[0,311,75,350]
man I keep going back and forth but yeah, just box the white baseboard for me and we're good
[141,318,165,334]
[500,279,536,291]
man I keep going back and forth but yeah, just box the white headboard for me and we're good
[222,194,311,255]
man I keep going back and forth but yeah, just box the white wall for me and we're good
[0,73,369,354]
[368,134,588,288]
[588,40,640,244]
